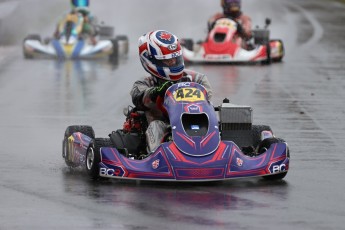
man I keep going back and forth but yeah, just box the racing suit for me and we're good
[54,11,97,44]
[130,69,213,153]
[208,12,252,47]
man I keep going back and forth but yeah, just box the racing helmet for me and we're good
[221,0,242,18]
[138,30,185,81]
[71,0,90,15]
[71,0,89,7]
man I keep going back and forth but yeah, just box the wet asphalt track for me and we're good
[0,0,345,229]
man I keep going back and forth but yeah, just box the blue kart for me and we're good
[62,82,289,181]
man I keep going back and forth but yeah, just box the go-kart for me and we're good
[181,18,284,64]
[23,12,128,62]
[62,82,289,181]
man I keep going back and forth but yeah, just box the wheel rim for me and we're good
[86,147,95,170]
[63,139,68,159]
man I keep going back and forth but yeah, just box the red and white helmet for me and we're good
[138,30,185,81]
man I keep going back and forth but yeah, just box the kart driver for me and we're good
[54,0,97,45]
[130,30,213,153]
[208,0,252,48]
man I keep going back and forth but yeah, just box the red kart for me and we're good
[181,18,284,64]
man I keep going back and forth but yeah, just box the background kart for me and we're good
[181,18,284,64]
[23,13,128,63]
[62,82,290,182]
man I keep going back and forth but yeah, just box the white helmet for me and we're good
[138,30,185,81]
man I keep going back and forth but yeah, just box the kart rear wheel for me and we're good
[263,171,287,180]
[270,39,285,62]
[115,35,129,55]
[252,125,272,148]
[109,38,119,64]
[181,38,194,51]
[62,125,95,167]
[86,138,113,180]
[261,43,271,65]
[259,137,289,180]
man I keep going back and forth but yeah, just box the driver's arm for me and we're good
[240,14,252,40]
[130,78,155,109]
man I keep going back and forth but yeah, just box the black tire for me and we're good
[23,34,42,59]
[271,39,285,62]
[252,125,272,148]
[86,138,113,180]
[257,137,284,154]
[261,43,271,65]
[109,38,119,63]
[181,38,194,51]
[24,34,42,42]
[115,35,129,55]
[263,171,287,180]
[259,137,289,180]
[62,125,95,167]
[64,125,95,139]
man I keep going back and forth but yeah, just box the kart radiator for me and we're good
[219,103,252,130]
[219,102,253,147]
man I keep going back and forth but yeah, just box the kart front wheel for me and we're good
[86,138,114,180]
[86,145,100,180]
[23,34,42,59]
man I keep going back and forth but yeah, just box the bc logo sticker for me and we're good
[269,159,287,174]
[152,159,160,169]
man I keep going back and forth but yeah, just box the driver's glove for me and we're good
[236,22,244,36]
[149,81,173,101]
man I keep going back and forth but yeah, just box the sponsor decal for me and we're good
[152,159,160,169]
[236,157,243,167]
[269,159,287,173]
[171,51,181,57]
[177,82,191,87]
[100,167,124,177]
[187,104,201,113]
[168,44,177,51]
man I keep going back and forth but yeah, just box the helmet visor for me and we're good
[152,55,184,68]
[223,0,240,11]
